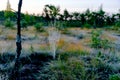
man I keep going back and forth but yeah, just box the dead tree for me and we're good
[9,0,22,80]
[16,0,22,59]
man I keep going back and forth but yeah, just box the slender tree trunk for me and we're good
[9,0,22,80]
[16,0,22,58]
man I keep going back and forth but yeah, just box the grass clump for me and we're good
[36,50,115,80]
[58,50,89,61]
[37,58,86,80]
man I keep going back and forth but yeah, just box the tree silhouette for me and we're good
[16,0,22,63]
[45,4,60,26]
[72,12,80,20]
[63,9,70,21]
[9,0,22,80]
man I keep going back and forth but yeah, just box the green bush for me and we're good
[34,23,44,32]
[113,21,120,31]
[21,20,28,29]
[4,19,14,28]
[55,21,66,30]
[83,23,91,28]
[115,21,120,27]
[91,30,110,49]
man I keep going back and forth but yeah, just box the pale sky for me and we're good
[0,0,120,14]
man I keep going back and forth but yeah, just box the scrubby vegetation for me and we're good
[4,18,14,28]
[0,2,120,80]
[91,30,110,49]
[0,47,120,80]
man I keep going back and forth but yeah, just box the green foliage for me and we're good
[54,21,67,31]
[109,74,120,80]
[83,23,91,28]
[4,11,14,19]
[29,15,36,25]
[91,30,101,48]
[4,19,14,28]
[62,21,81,27]
[115,21,120,27]
[34,23,44,32]
[113,21,120,31]
[24,12,30,24]
[21,19,28,28]
[91,30,110,49]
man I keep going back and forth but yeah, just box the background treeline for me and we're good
[0,5,120,29]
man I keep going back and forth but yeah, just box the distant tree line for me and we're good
[0,4,120,29]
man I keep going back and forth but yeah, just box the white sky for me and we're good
[0,0,120,14]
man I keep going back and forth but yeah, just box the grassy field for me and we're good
[0,25,120,80]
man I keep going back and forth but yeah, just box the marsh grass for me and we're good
[35,49,120,80]
[0,27,120,80]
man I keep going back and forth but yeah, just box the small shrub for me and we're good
[115,21,120,27]
[113,21,120,31]
[55,21,65,30]
[91,30,110,49]
[30,44,34,53]
[44,58,85,80]
[83,23,91,28]
[91,30,101,48]
[34,23,44,32]
[21,20,28,29]
[4,19,14,28]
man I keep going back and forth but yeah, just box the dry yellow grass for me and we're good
[69,27,92,32]
[101,33,117,41]
[62,42,91,52]
[6,34,16,40]
[57,38,65,49]
[39,43,49,50]
[28,27,36,33]
[38,32,48,36]
[80,37,91,44]
[0,29,3,35]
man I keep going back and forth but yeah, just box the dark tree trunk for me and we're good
[9,0,22,80]
[16,0,22,58]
